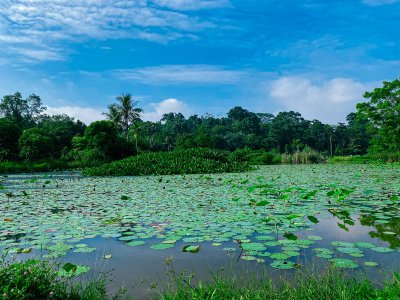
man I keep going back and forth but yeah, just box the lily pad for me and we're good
[329,258,358,269]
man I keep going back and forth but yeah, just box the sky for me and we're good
[0,0,399,124]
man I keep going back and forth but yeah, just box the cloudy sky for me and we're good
[0,0,399,124]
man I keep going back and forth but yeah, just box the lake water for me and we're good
[1,165,399,299]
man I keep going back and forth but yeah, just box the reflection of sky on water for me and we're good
[1,167,399,299]
[3,213,398,300]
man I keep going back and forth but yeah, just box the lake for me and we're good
[1,164,399,299]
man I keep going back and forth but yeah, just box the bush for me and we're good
[84,148,250,176]
[0,259,108,300]
[0,118,22,161]
[281,148,326,164]
[229,147,278,165]
[65,121,135,167]
[18,128,54,162]
[0,159,71,174]
[328,153,400,164]
[162,268,400,300]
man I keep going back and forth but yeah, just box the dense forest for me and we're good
[0,79,399,168]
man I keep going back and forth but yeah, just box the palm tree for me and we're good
[105,93,143,141]
[103,104,122,130]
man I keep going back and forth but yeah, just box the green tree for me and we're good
[346,112,370,155]
[356,79,400,153]
[0,92,46,128]
[38,114,86,158]
[0,118,22,161]
[105,94,143,140]
[18,128,54,161]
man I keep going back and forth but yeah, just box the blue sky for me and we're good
[0,0,399,124]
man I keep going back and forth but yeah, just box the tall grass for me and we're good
[0,259,109,300]
[160,269,400,300]
[281,149,326,164]
[328,152,400,164]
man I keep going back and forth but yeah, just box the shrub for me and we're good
[229,147,278,165]
[281,148,326,164]
[84,148,250,176]
[18,128,54,162]
[0,259,108,300]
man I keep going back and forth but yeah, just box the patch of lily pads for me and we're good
[0,164,399,274]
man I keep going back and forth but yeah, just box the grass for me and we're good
[328,152,400,164]
[0,159,71,174]
[1,259,400,299]
[84,148,250,176]
[160,268,400,300]
[0,259,109,300]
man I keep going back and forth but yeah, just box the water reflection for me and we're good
[360,214,400,248]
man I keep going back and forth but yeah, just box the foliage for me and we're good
[18,128,54,162]
[0,92,46,128]
[66,120,135,166]
[161,268,400,300]
[0,118,22,161]
[356,78,400,153]
[0,259,108,300]
[104,94,142,140]
[229,147,280,165]
[281,147,326,164]
[84,148,250,176]
[0,159,70,174]
[38,114,86,159]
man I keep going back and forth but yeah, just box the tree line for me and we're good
[0,79,398,166]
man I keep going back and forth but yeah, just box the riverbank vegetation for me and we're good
[0,79,399,174]
[0,259,108,300]
[1,259,399,300]
[161,269,400,300]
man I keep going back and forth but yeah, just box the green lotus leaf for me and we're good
[182,245,200,253]
[329,258,358,269]
[127,241,146,247]
[270,253,290,260]
[241,255,256,261]
[270,260,295,269]
[73,247,96,253]
[371,246,394,253]
[150,243,174,250]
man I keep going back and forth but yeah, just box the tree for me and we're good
[66,121,134,167]
[0,118,22,161]
[0,92,46,128]
[105,94,143,140]
[103,104,122,130]
[346,112,370,155]
[269,111,309,153]
[38,114,86,158]
[18,128,54,161]
[356,79,400,152]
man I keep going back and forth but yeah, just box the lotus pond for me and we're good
[1,164,399,298]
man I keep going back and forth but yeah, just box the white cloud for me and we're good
[142,98,191,121]
[113,65,245,85]
[0,0,217,62]
[362,0,400,5]
[46,106,105,124]
[269,77,369,124]
[152,0,230,10]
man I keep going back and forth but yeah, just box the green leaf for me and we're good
[256,200,269,206]
[283,233,298,240]
[62,263,77,273]
[182,245,200,253]
[307,216,319,223]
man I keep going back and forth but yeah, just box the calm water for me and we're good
[1,166,399,299]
